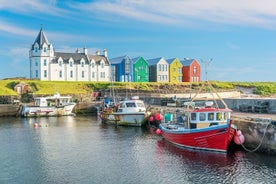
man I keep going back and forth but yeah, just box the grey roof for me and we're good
[109,55,131,64]
[147,57,163,65]
[53,52,89,64]
[32,28,50,49]
[88,55,109,65]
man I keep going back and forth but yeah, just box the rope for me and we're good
[239,121,271,152]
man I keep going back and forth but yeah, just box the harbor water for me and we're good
[0,116,275,184]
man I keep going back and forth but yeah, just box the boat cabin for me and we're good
[189,108,231,128]
[117,100,146,113]
[34,93,73,107]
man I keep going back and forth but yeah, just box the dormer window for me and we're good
[70,61,73,67]
[59,61,62,67]
[43,47,46,52]
[81,62,84,67]
[101,62,104,68]
[35,47,38,52]
[91,63,94,68]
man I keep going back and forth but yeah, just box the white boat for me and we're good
[100,97,148,126]
[21,93,76,117]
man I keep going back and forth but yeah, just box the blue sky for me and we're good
[0,0,275,81]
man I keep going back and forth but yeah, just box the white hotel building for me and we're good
[29,28,110,81]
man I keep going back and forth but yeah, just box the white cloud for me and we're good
[69,0,276,28]
[0,0,67,17]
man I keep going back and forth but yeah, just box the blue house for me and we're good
[109,55,133,82]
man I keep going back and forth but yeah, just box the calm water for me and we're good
[0,116,275,184]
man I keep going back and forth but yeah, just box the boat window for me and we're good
[120,103,125,108]
[208,113,214,121]
[199,113,206,121]
[126,102,136,107]
[216,112,223,120]
[137,103,144,107]
[191,113,197,121]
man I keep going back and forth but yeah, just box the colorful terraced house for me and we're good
[167,58,183,82]
[132,56,149,82]
[147,57,169,82]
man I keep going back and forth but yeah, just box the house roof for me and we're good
[32,28,50,49]
[88,55,109,65]
[181,58,198,66]
[167,58,180,64]
[53,52,89,64]
[147,57,163,65]
[109,55,131,64]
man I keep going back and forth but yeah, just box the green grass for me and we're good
[1,80,275,97]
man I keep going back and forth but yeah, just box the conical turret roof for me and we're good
[32,27,50,49]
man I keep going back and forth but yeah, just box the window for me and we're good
[44,59,47,66]
[165,65,167,71]
[216,112,223,120]
[70,62,73,67]
[178,76,182,82]
[44,47,46,52]
[59,61,62,67]
[59,71,62,78]
[35,47,38,52]
[92,72,94,78]
[82,71,84,78]
[70,71,73,78]
[35,61,38,66]
[81,62,84,67]
[137,75,141,80]
[100,72,105,78]
[173,68,176,72]
[101,62,104,69]
[44,70,47,77]
[194,66,197,74]
[35,70,38,78]
[162,64,164,71]
[191,113,196,121]
[178,68,182,74]
[208,113,214,121]
[158,75,161,81]
[199,113,206,121]
[91,63,94,68]
[158,64,161,71]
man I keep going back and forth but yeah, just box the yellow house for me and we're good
[167,58,183,82]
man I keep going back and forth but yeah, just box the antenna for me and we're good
[200,58,212,81]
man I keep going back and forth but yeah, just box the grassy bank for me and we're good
[0,80,275,97]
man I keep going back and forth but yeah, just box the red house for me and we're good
[181,58,201,82]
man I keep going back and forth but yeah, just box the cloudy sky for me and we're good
[0,0,275,81]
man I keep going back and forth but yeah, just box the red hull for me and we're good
[160,123,236,152]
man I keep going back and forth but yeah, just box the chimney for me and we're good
[83,47,88,55]
[95,50,100,55]
[103,49,107,57]
[76,48,80,53]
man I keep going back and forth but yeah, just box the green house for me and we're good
[132,56,149,82]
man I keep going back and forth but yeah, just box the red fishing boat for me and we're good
[158,81,238,152]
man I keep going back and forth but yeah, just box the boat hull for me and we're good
[159,122,236,152]
[101,112,146,126]
[21,104,76,117]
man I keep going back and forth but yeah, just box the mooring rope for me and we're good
[239,121,271,153]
